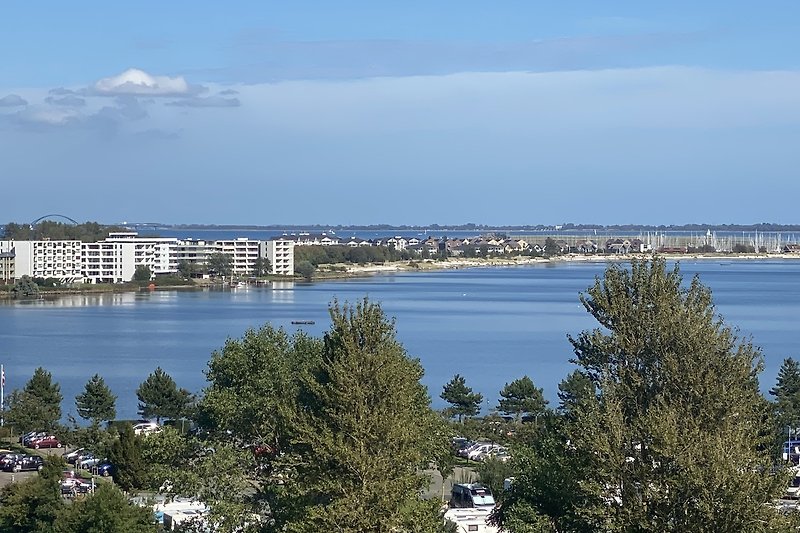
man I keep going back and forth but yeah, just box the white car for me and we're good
[133,422,162,436]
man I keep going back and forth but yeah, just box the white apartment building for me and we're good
[82,232,179,284]
[81,240,135,284]
[214,238,260,276]
[0,240,83,283]
[262,238,294,276]
[1,234,294,284]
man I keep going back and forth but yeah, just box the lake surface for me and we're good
[1,260,798,420]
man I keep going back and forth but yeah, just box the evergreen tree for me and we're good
[107,424,146,492]
[497,375,548,422]
[5,368,62,433]
[771,357,800,435]
[441,374,483,422]
[497,258,790,532]
[136,367,191,423]
[75,374,117,423]
[291,299,448,531]
[556,369,596,416]
[11,275,39,298]
[132,265,152,282]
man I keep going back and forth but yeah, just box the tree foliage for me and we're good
[497,257,790,532]
[132,265,152,282]
[6,367,63,433]
[441,374,483,422]
[497,376,548,421]
[0,457,62,533]
[11,275,39,298]
[55,482,156,533]
[206,252,232,277]
[771,357,800,439]
[1,221,124,242]
[556,369,595,417]
[136,367,191,423]
[75,374,117,423]
[198,298,450,531]
[107,424,146,492]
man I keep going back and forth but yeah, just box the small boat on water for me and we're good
[291,320,315,325]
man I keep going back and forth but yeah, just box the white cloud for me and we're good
[0,94,28,107]
[94,68,191,96]
[12,106,79,126]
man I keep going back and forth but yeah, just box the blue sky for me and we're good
[2,1,800,226]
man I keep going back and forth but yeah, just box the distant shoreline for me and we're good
[335,253,800,276]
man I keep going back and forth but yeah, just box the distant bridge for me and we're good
[29,214,80,226]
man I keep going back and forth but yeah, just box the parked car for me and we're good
[78,454,101,469]
[63,448,85,465]
[96,463,113,477]
[467,443,502,462]
[5,455,44,472]
[61,472,92,495]
[450,483,496,510]
[30,435,62,449]
[133,422,162,436]
[21,431,46,447]
[457,441,488,459]
[0,453,24,469]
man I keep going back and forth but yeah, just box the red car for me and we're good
[30,435,62,449]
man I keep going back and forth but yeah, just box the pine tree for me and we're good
[5,368,62,433]
[107,424,145,492]
[556,369,595,416]
[136,367,191,423]
[75,374,117,423]
[498,258,790,531]
[771,357,800,434]
[441,374,483,422]
[497,375,548,422]
[291,298,449,531]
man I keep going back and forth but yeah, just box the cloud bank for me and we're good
[93,68,191,96]
[0,94,28,107]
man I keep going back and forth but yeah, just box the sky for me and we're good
[2,1,800,226]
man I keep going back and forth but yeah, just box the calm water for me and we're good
[0,260,798,420]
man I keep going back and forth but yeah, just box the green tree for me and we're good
[75,374,117,424]
[177,260,200,279]
[556,369,595,417]
[290,299,448,531]
[107,424,146,492]
[543,237,560,257]
[6,367,63,433]
[206,252,232,278]
[497,376,548,422]
[11,275,39,298]
[294,260,315,280]
[497,257,790,532]
[771,357,800,430]
[441,374,483,422]
[132,265,152,282]
[253,256,271,277]
[0,457,63,533]
[136,367,191,423]
[54,482,156,533]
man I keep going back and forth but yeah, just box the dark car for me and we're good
[5,455,44,472]
[96,463,113,477]
[0,453,24,469]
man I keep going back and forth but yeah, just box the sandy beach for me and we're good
[335,252,800,276]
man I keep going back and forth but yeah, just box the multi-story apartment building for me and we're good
[82,232,179,284]
[1,233,294,284]
[262,238,294,276]
[0,240,83,283]
[0,250,14,284]
[213,238,260,276]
